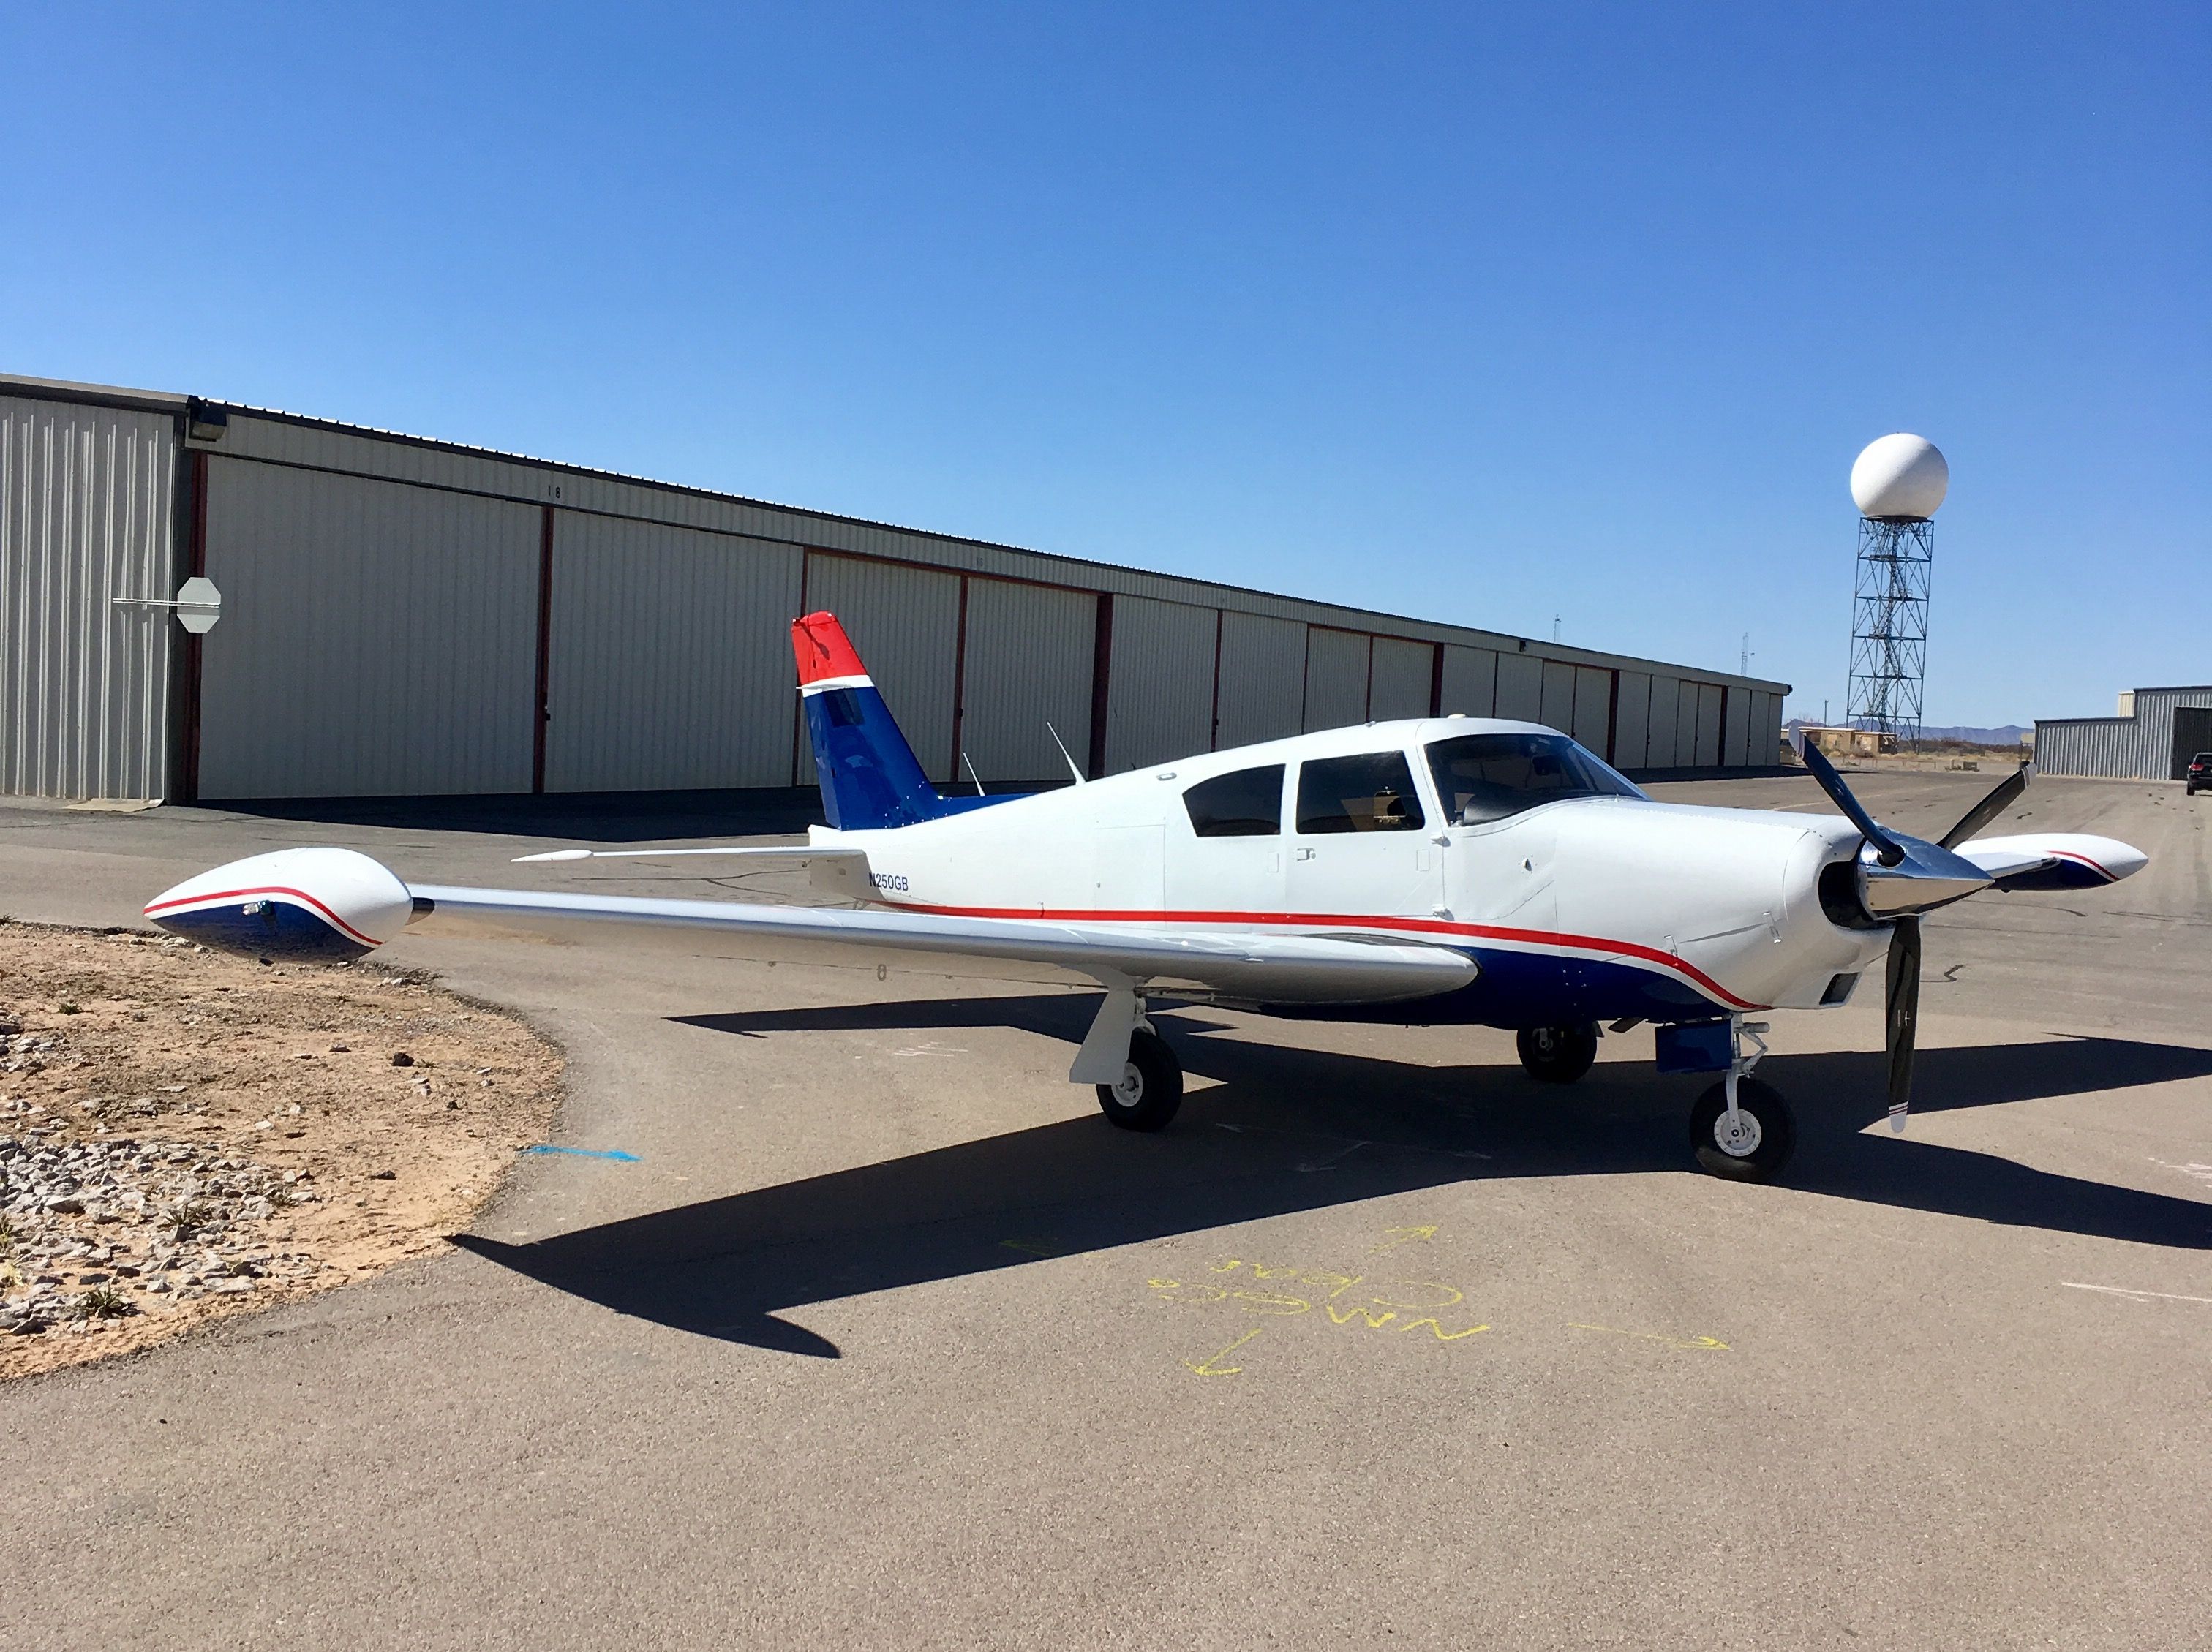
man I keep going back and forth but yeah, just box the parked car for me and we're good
[2189,753,2211,795]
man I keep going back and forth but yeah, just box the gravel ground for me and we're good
[0,920,562,1378]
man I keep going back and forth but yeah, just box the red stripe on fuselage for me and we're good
[891,900,1764,1010]
[2049,850,2116,883]
[142,885,384,948]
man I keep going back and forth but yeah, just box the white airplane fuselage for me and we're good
[811,716,1891,1027]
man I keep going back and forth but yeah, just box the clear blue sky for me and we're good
[6,4,2205,725]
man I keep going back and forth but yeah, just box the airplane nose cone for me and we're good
[1859,835,1993,916]
[144,848,412,960]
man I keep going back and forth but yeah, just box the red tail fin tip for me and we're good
[791,611,869,688]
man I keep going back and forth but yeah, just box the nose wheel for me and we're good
[1687,1018,1794,1180]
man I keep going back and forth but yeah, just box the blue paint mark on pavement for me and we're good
[522,1144,641,1162]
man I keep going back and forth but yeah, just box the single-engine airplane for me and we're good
[146,612,2146,1180]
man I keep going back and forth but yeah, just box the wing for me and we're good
[142,846,1476,1006]
[410,880,1478,1005]
[1952,832,2148,891]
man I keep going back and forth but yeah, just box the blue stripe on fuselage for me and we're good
[1257,943,1719,1030]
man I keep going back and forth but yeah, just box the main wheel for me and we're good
[1517,1023,1598,1084]
[1096,1027,1183,1131]
[1689,1077,1796,1182]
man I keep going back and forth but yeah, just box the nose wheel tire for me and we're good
[1689,1077,1795,1182]
[1517,1022,1599,1084]
[1096,1027,1183,1132]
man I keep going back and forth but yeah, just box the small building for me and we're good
[0,372,1791,804]
[2035,687,2212,781]
[1797,725,1890,758]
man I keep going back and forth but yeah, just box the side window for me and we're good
[1183,765,1284,837]
[1295,752,1426,834]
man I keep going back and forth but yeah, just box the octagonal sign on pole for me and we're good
[174,576,222,634]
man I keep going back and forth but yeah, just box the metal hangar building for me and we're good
[2035,687,2212,781]
[1,372,1790,804]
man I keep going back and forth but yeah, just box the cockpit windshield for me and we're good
[1423,732,1644,826]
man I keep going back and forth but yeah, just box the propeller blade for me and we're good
[1937,761,2032,850]
[1799,741,1906,867]
[1884,916,1921,1132]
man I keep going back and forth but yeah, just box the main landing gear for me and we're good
[1516,1022,1599,1084]
[1688,1018,1794,1182]
[1096,1027,1183,1132]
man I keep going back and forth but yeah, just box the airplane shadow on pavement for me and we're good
[456,998,2212,1357]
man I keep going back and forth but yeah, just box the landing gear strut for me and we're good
[1517,1022,1598,1084]
[1689,1017,1794,1181]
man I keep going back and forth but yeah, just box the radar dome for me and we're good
[1850,434,1948,520]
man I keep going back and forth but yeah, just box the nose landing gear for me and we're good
[1688,1018,1794,1181]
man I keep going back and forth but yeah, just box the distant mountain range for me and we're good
[1786,718,2029,746]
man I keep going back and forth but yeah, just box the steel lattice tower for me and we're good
[1845,516,1933,747]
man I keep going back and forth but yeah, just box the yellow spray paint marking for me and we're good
[1399,1318,1491,1341]
[1568,1322,1728,1351]
[1368,1225,1439,1255]
[1184,1328,1263,1376]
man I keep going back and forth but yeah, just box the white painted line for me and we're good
[2061,1282,2212,1305]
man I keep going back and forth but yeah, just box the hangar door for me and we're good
[198,462,539,799]
[0,395,178,799]
[958,578,1096,785]
[1213,611,1306,750]
[546,515,802,791]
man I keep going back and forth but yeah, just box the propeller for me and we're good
[1884,916,1919,1133]
[1797,743,2032,1131]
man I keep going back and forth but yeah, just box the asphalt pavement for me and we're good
[1,769,2206,1651]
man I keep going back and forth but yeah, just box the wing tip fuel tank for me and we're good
[143,847,415,961]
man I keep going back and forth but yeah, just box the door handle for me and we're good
[1295,848,1317,861]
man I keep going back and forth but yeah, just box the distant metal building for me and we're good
[2,372,1791,803]
[2036,687,2212,781]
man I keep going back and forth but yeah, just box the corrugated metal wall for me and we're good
[1613,671,1651,768]
[1370,637,1434,720]
[958,578,1096,783]
[2036,688,2212,779]
[1645,676,1681,768]
[801,554,961,783]
[546,514,801,791]
[1301,627,1368,731]
[0,396,177,799]
[1102,595,1216,773]
[1496,652,1543,720]
[1573,665,1611,753]
[198,461,539,798]
[1440,645,1496,714]
[1213,611,1306,750]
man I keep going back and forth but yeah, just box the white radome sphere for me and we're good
[1851,433,1949,519]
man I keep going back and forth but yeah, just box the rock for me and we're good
[328,1044,350,1054]
[367,1169,396,1181]
[389,1052,414,1068]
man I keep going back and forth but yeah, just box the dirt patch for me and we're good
[0,920,561,1379]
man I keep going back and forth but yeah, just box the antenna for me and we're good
[1552,616,1562,643]
[1045,723,1085,786]
[1740,633,1752,675]
[960,751,986,796]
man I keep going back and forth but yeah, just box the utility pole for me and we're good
[1739,633,1752,676]
[1552,615,1562,644]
